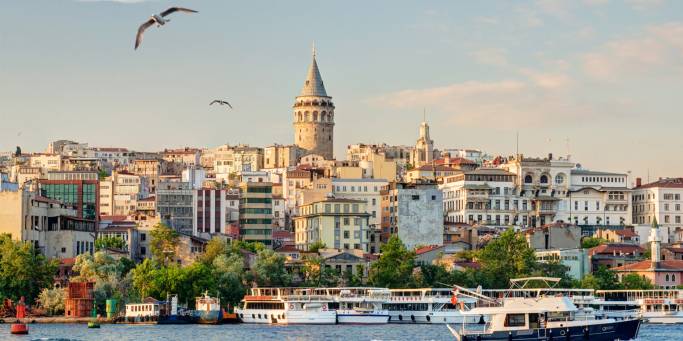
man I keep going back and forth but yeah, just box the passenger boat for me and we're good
[122,295,197,324]
[314,287,391,324]
[195,291,221,324]
[595,289,683,323]
[447,295,641,341]
[236,288,336,324]
[384,288,480,324]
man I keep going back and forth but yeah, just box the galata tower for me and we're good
[293,46,334,159]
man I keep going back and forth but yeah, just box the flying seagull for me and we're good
[210,100,233,109]
[135,7,198,50]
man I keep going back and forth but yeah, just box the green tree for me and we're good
[477,228,536,288]
[581,266,622,290]
[201,237,229,264]
[38,287,65,316]
[308,241,327,253]
[368,235,416,288]
[0,234,57,304]
[131,258,157,299]
[414,264,452,287]
[622,273,654,290]
[72,252,135,313]
[95,236,127,251]
[253,249,291,286]
[213,253,246,308]
[150,223,180,265]
[581,237,608,249]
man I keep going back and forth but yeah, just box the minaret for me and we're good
[293,45,335,159]
[650,217,661,265]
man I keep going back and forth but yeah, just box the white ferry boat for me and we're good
[384,288,480,324]
[447,295,641,341]
[236,288,336,324]
[596,289,683,323]
[313,287,390,324]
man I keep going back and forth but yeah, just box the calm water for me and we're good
[0,323,679,341]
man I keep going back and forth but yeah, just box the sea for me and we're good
[0,323,681,341]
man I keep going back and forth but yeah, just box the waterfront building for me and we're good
[294,198,370,252]
[156,180,193,234]
[536,248,590,280]
[0,191,96,259]
[562,169,632,228]
[239,182,274,246]
[192,188,239,238]
[293,47,335,160]
[380,181,443,249]
[500,154,574,227]
[440,168,519,227]
[613,219,683,288]
[632,177,683,243]
[39,171,99,220]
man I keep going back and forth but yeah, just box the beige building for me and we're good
[632,177,683,243]
[294,198,370,252]
[162,148,201,166]
[264,144,306,169]
[239,182,274,247]
[99,171,148,216]
[410,120,436,168]
[293,48,335,160]
[214,144,264,182]
[0,191,96,259]
[30,153,64,172]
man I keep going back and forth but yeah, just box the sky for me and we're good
[1,0,682,182]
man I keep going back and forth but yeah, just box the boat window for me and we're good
[504,314,526,327]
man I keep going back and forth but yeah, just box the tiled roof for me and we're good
[415,244,443,255]
[275,245,299,253]
[636,177,683,189]
[589,243,644,256]
[614,229,638,237]
[665,247,683,254]
[415,165,457,172]
[613,260,683,271]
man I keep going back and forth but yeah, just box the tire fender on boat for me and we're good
[398,314,403,321]
[410,315,415,322]
[426,315,430,322]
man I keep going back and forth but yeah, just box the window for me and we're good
[554,174,564,184]
[505,314,526,327]
[343,231,350,238]
[540,175,548,184]
[141,233,146,241]
[524,175,533,184]
[412,195,420,200]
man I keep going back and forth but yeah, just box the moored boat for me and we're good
[195,291,221,324]
[314,287,391,324]
[595,289,683,323]
[236,288,336,324]
[385,288,479,324]
[122,295,197,324]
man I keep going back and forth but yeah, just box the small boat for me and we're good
[195,291,221,324]
[122,295,197,324]
[236,288,336,324]
[447,278,641,341]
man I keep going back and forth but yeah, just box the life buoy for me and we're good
[289,303,294,310]
[322,305,328,311]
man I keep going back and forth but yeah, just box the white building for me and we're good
[182,167,206,189]
[632,177,683,243]
[332,178,388,230]
[381,182,443,249]
[99,171,148,217]
[562,169,632,227]
[440,168,521,227]
[536,248,590,280]
[192,188,239,238]
[29,154,63,172]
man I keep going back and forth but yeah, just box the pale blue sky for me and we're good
[1,0,682,181]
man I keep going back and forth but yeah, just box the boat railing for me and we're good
[283,294,334,302]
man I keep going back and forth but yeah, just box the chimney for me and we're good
[636,177,642,187]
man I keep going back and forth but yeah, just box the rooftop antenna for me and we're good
[312,41,316,58]
[423,108,426,122]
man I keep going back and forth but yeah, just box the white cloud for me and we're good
[582,22,683,80]
[626,0,665,10]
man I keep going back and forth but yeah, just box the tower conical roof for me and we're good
[299,50,328,97]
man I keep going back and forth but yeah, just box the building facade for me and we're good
[239,182,274,246]
[632,177,683,243]
[294,198,370,252]
[381,182,443,249]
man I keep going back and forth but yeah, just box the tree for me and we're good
[201,237,229,265]
[582,237,608,249]
[95,236,127,251]
[302,255,338,287]
[150,223,180,265]
[477,228,536,288]
[131,259,157,299]
[15,146,21,157]
[622,273,654,290]
[253,249,291,287]
[72,252,135,313]
[308,241,327,253]
[368,235,416,288]
[581,266,622,290]
[38,287,65,316]
[213,253,247,307]
[414,264,452,288]
[0,234,57,304]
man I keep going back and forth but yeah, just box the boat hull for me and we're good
[196,309,222,324]
[389,311,481,324]
[236,309,337,324]
[336,311,390,324]
[644,313,683,324]
[455,318,640,341]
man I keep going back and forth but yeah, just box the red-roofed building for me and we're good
[594,227,640,244]
[612,220,683,288]
[434,156,478,171]
[588,243,645,269]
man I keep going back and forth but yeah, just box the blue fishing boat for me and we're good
[195,291,221,324]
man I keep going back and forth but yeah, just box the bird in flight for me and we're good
[135,7,198,50]
[210,100,233,109]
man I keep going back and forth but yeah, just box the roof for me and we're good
[434,157,477,165]
[636,177,683,189]
[613,260,683,271]
[274,245,299,253]
[414,165,457,172]
[331,178,388,183]
[299,50,328,97]
[415,245,444,255]
[665,247,683,254]
[465,168,515,176]
[571,169,626,176]
[589,243,644,256]
[614,229,638,237]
